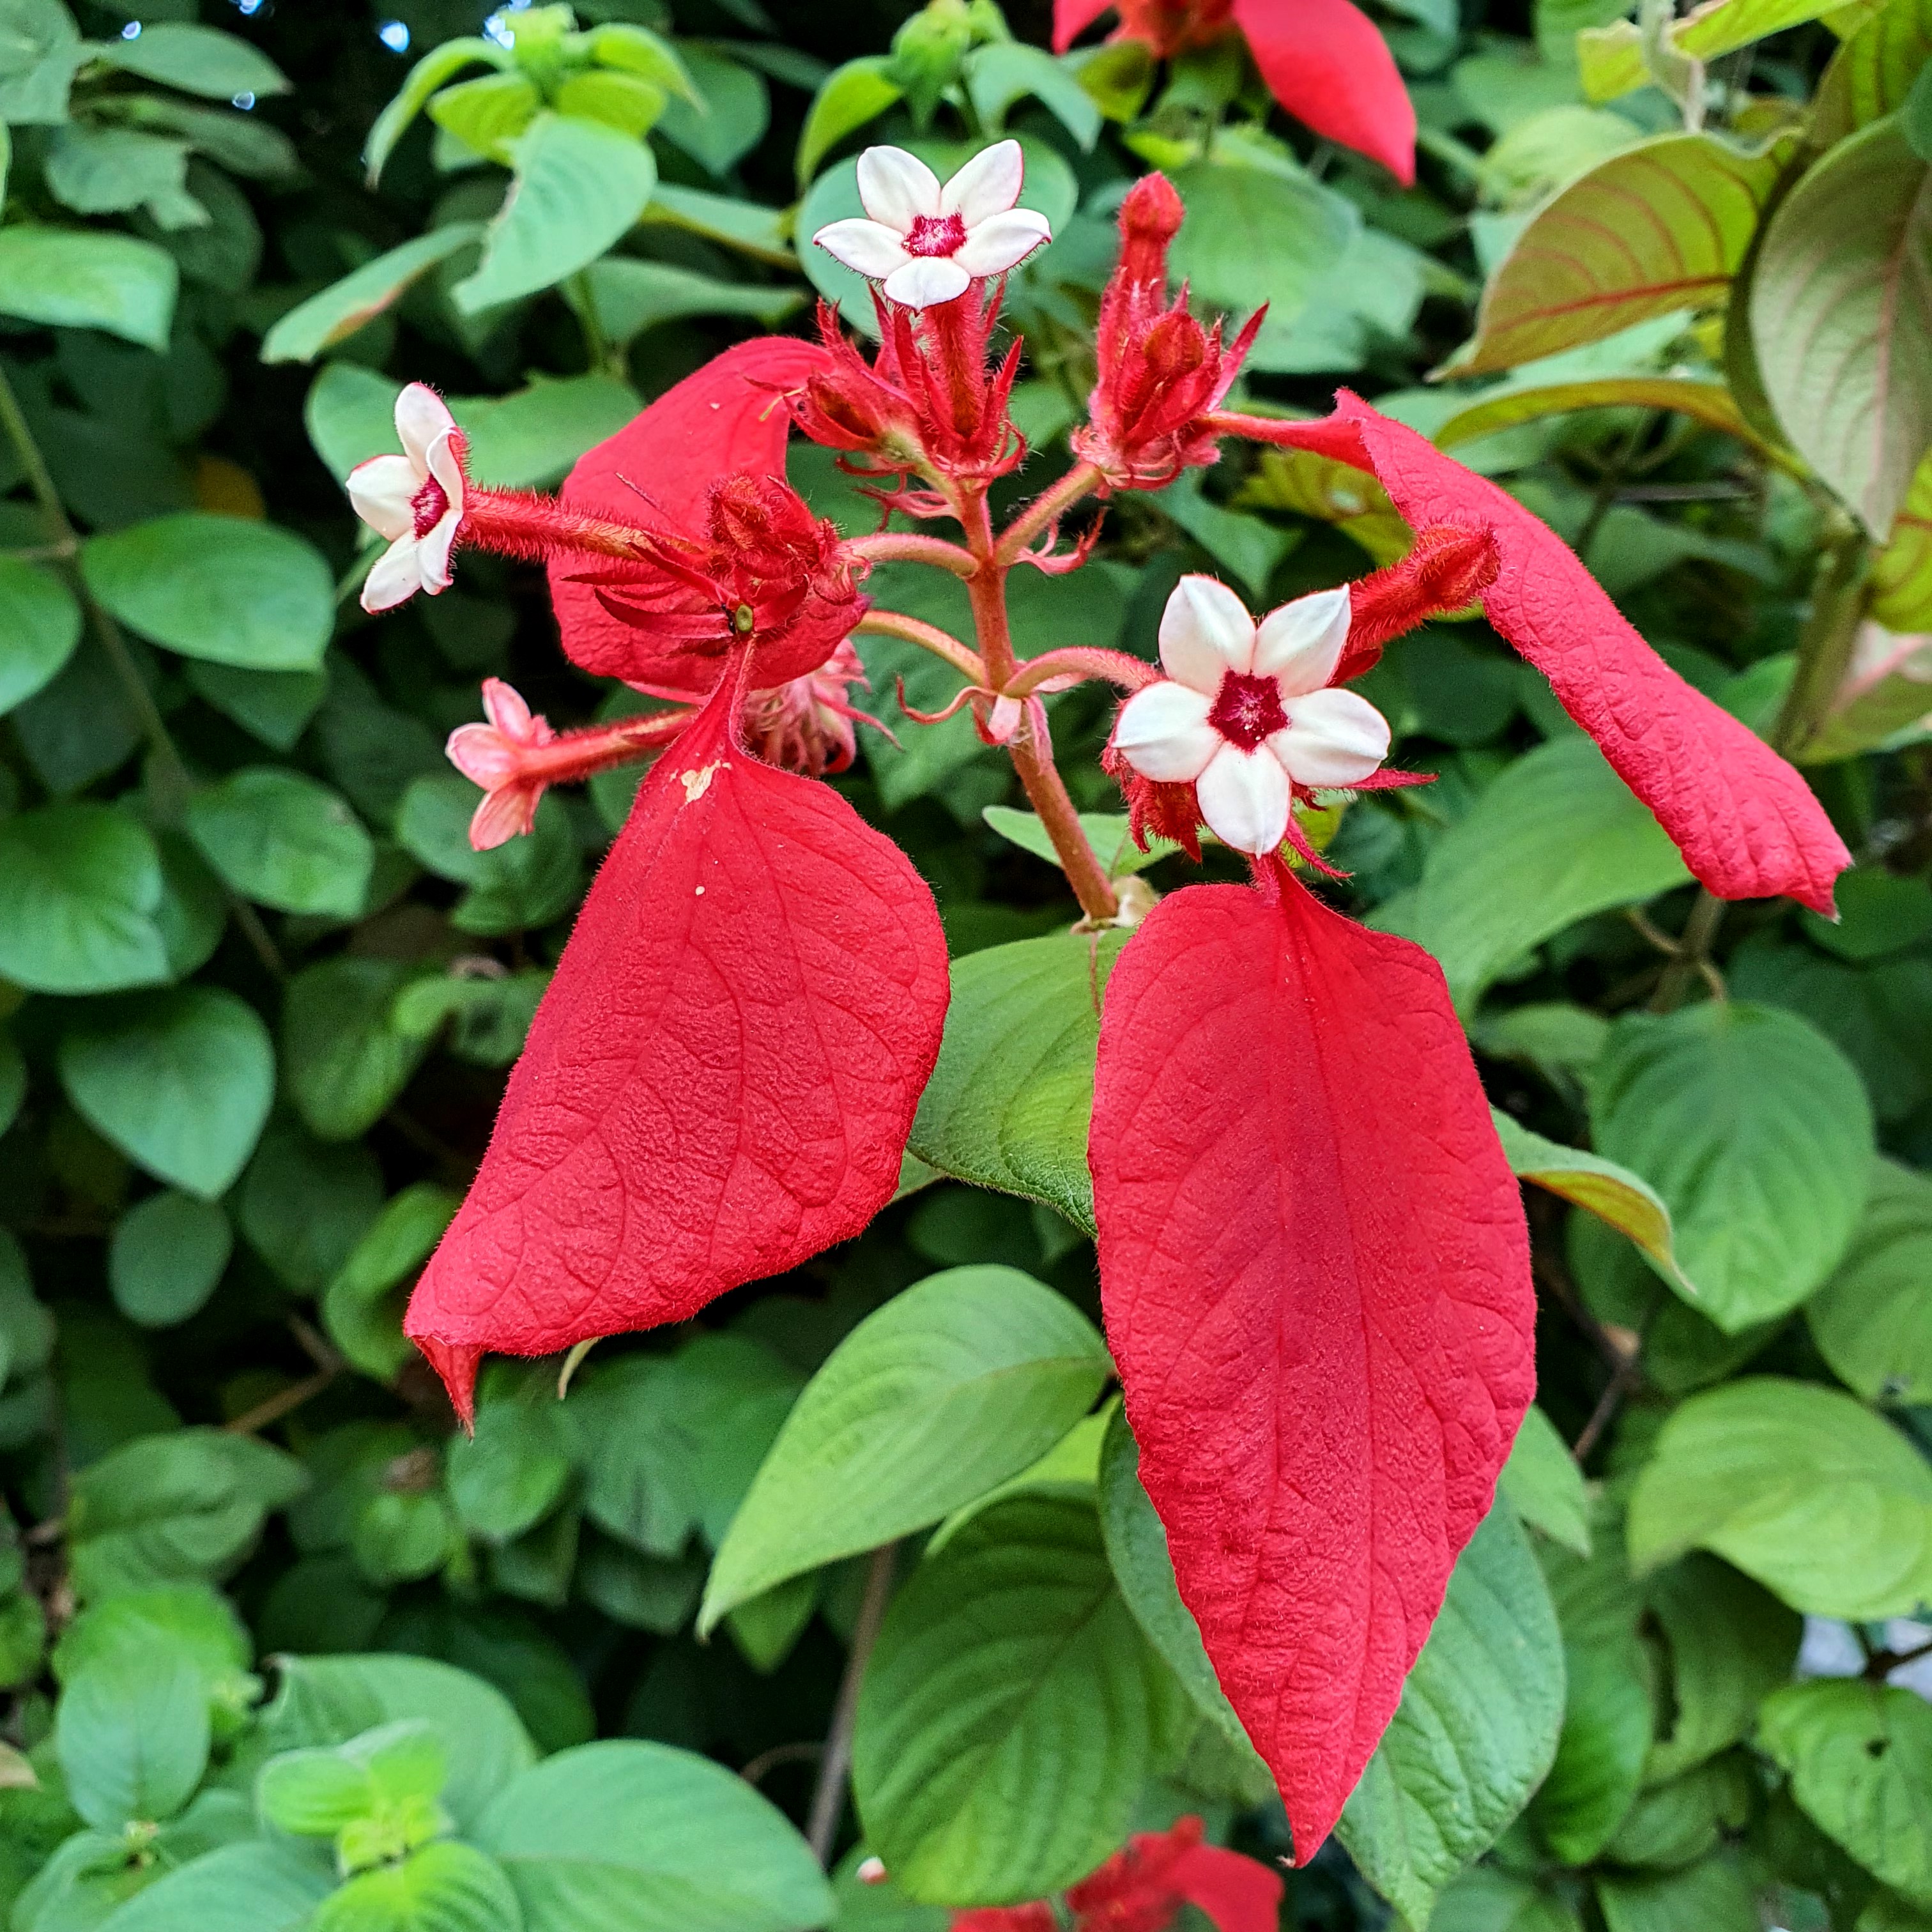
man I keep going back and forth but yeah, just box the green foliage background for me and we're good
[1,0,1931,1926]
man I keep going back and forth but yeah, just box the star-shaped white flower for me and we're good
[347,383,468,614]
[813,139,1052,309]
[1112,575,1392,855]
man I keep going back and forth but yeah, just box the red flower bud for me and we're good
[1340,524,1503,677]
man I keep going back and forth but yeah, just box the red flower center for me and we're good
[411,474,451,540]
[1208,669,1288,751]
[905,211,967,258]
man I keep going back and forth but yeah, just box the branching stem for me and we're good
[806,1541,898,1864]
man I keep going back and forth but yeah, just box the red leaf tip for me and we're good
[412,1335,483,1432]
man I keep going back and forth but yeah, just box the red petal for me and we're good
[403,671,949,1419]
[1169,1843,1285,1932]
[1053,0,1117,50]
[1230,0,1416,185]
[952,1910,1055,1932]
[550,338,835,693]
[1088,867,1534,1860]
[1250,394,1851,916]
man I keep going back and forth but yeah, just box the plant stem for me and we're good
[569,269,622,381]
[806,1541,898,1865]
[995,461,1103,567]
[847,530,977,578]
[853,609,986,684]
[1772,513,1872,760]
[1648,889,1728,1014]
[0,365,286,979]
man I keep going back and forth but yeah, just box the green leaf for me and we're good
[1168,153,1359,339]
[1338,1506,1566,1929]
[474,1738,832,1932]
[45,124,190,214]
[640,182,795,266]
[585,22,702,100]
[68,1428,307,1598]
[1626,1375,1932,1618]
[1434,376,1774,459]
[254,1653,536,1831]
[701,1265,1110,1630]
[314,1841,521,1932]
[283,956,434,1143]
[321,1184,459,1381]
[0,1030,25,1141]
[1595,1856,1759,1932]
[963,40,1100,149]
[365,35,507,181]
[454,112,657,315]
[1674,0,1850,57]
[82,514,334,673]
[981,807,1188,880]
[185,768,372,919]
[95,1843,331,1932]
[905,930,1127,1236]
[1643,1554,1801,1781]
[1752,116,1932,535]
[109,1190,231,1328]
[0,804,172,995]
[431,70,544,159]
[1434,1868,1585,1932]
[1807,1158,1932,1404]
[568,256,802,352]
[59,988,273,1199]
[0,1226,56,1392]
[656,45,769,176]
[1375,737,1692,1008]
[448,1395,574,1546]
[395,776,582,935]
[795,54,902,186]
[457,374,642,489]
[240,1123,383,1296]
[1498,1405,1591,1555]
[54,1583,254,1710]
[1449,134,1786,374]
[261,224,485,363]
[95,22,289,98]
[0,227,179,351]
[1816,0,1932,146]
[853,1494,1191,1906]
[1589,1002,1874,1332]
[1491,1109,1691,1303]
[57,1647,210,1829]
[0,559,79,716]
[258,1718,448,1837]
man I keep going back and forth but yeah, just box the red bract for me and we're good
[1052,0,1416,183]
[1220,392,1851,914]
[548,337,857,694]
[1089,860,1535,1862]
[1075,174,1261,489]
[950,1818,1282,1932]
[405,666,949,1422]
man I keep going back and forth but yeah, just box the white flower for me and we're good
[813,139,1052,309]
[1112,576,1391,855]
[347,383,468,614]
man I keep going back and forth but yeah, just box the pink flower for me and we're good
[1111,576,1389,855]
[814,141,1052,309]
[445,680,558,851]
[348,383,469,613]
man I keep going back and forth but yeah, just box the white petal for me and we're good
[1112,680,1220,783]
[882,256,972,307]
[346,454,418,542]
[394,381,454,473]
[1272,688,1392,788]
[426,427,467,510]
[1159,574,1255,691]
[419,508,461,592]
[855,146,941,231]
[362,536,426,613]
[1252,585,1353,696]
[940,139,1025,224]
[813,217,914,279]
[1195,744,1290,855]
[954,208,1053,277]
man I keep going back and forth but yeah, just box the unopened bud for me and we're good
[1119,171,1184,286]
[1343,525,1502,674]
[856,1857,888,1885]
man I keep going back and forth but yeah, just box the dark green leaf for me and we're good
[0,558,81,716]
[109,1190,231,1328]
[283,957,434,1142]
[186,768,372,918]
[1808,1158,1932,1405]
[0,804,172,995]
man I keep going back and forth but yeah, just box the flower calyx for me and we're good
[1109,573,1398,862]
[1074,172,1261,491]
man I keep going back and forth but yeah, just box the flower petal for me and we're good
[447,722,520,790]
[1089,868,1534,1862]
[404,677,950,1426]
[395,381,456,473]
[856,144,941,231]
[1160,574,1256,690]
[480,677,535,740]
[468,782,540,852]
[1196,742,1290,854]
[418,507,460,592]
[1114,679,1220,783]
[953,207,1053,277]
[1230,0,1416,185]
[1253,585,1353,696]
[882,256,972,307]
[1273,687,1391,788]
[940,138,1025,225]
[346,454,419,542]
[813,217,915,280]
[426,427,467,509]
[361,536,425,614]
[1052,0,1116,50]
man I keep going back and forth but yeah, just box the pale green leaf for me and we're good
[261,225,484,364]
[0,556,82,716]
[1498,1405,1591,1555]
[0,226,179,350]
[1808,1158,1932,1404]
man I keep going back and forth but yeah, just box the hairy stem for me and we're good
[995,460,1103,566]
[854,609,987,684]
[806,1542,898,1864]
[847,530,977,578]
[0,365,286,979]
